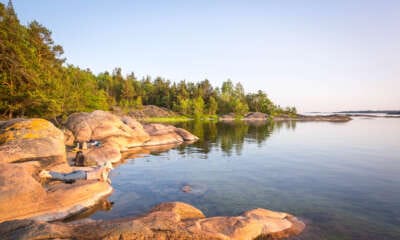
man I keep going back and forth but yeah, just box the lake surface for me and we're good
[84,118,400,239]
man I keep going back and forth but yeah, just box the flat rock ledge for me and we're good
[0,202,305,240]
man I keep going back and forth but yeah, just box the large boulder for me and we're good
[84,141,122,165]
[66,111,198,164]
[65,111,152,164]
[0,202,305,240]
[0,118,65,164]
[65,111,150,147]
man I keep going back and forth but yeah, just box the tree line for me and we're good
[0,1,296,120]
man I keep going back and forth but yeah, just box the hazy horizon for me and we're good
[8,0,400,112]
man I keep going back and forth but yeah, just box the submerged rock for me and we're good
[182,185,192,193]
[180,183,208,195]
[0,202,305,240]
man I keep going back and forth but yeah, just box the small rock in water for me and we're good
[181,185,192,193]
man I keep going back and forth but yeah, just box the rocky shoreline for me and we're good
[0,110,305,239]
[219,112,352,122]
[273,114,352,122]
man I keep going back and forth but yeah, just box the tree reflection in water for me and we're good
[175,120,296,156]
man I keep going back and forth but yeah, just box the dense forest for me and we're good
[0,1,296,120]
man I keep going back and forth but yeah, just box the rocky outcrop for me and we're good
[143,123,199,146]
[0,202,305,240]
[127,105,179,119]
[175,127,199,141]
[244,112,269,120]
[0,163,111,223]
[65,111,198,164]
[63,129,75,146]
[0,118,65,164]
[65,111,150,147]
[0,118,112,223]
[84,141,122,164]
[219,113,236,121]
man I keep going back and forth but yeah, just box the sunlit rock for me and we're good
[0,202,305,240]
[244,112,269,120]
[143,123,198,146]
[65,110,150,146]
[0,162,112,223]
[0,118,65,164]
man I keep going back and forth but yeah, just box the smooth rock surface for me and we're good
[0,202,305,240]
[63,129,75,146]
[0,118,65,164]
[84,141,122,165]
[65,110,150,146]
[0,118,113,223]
[0,162,112,223]
[219,113,236,121]
[143,123,199,146]
[66,112,197,163]
[244,112,269,120]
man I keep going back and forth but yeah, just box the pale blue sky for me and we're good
[7,0,400,112]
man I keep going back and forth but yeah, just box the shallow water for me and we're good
[87,118,400,239]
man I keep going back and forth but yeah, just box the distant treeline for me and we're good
[336,110,400,115]
[0,1,296,120]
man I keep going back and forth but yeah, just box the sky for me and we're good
[6,0,400,112]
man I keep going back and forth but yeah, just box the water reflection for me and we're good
[176,120,295,156]
[75,118,400,239]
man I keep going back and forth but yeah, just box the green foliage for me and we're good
[246,90,274,114]
[208,96,218,115]
[142,116,191,123]
[0,1,297,119]
[192,96,205,119]
[233,98,249,116]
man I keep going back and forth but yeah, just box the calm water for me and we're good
[86,118,400,239]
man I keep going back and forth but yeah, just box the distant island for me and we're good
[335,110,400,115]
